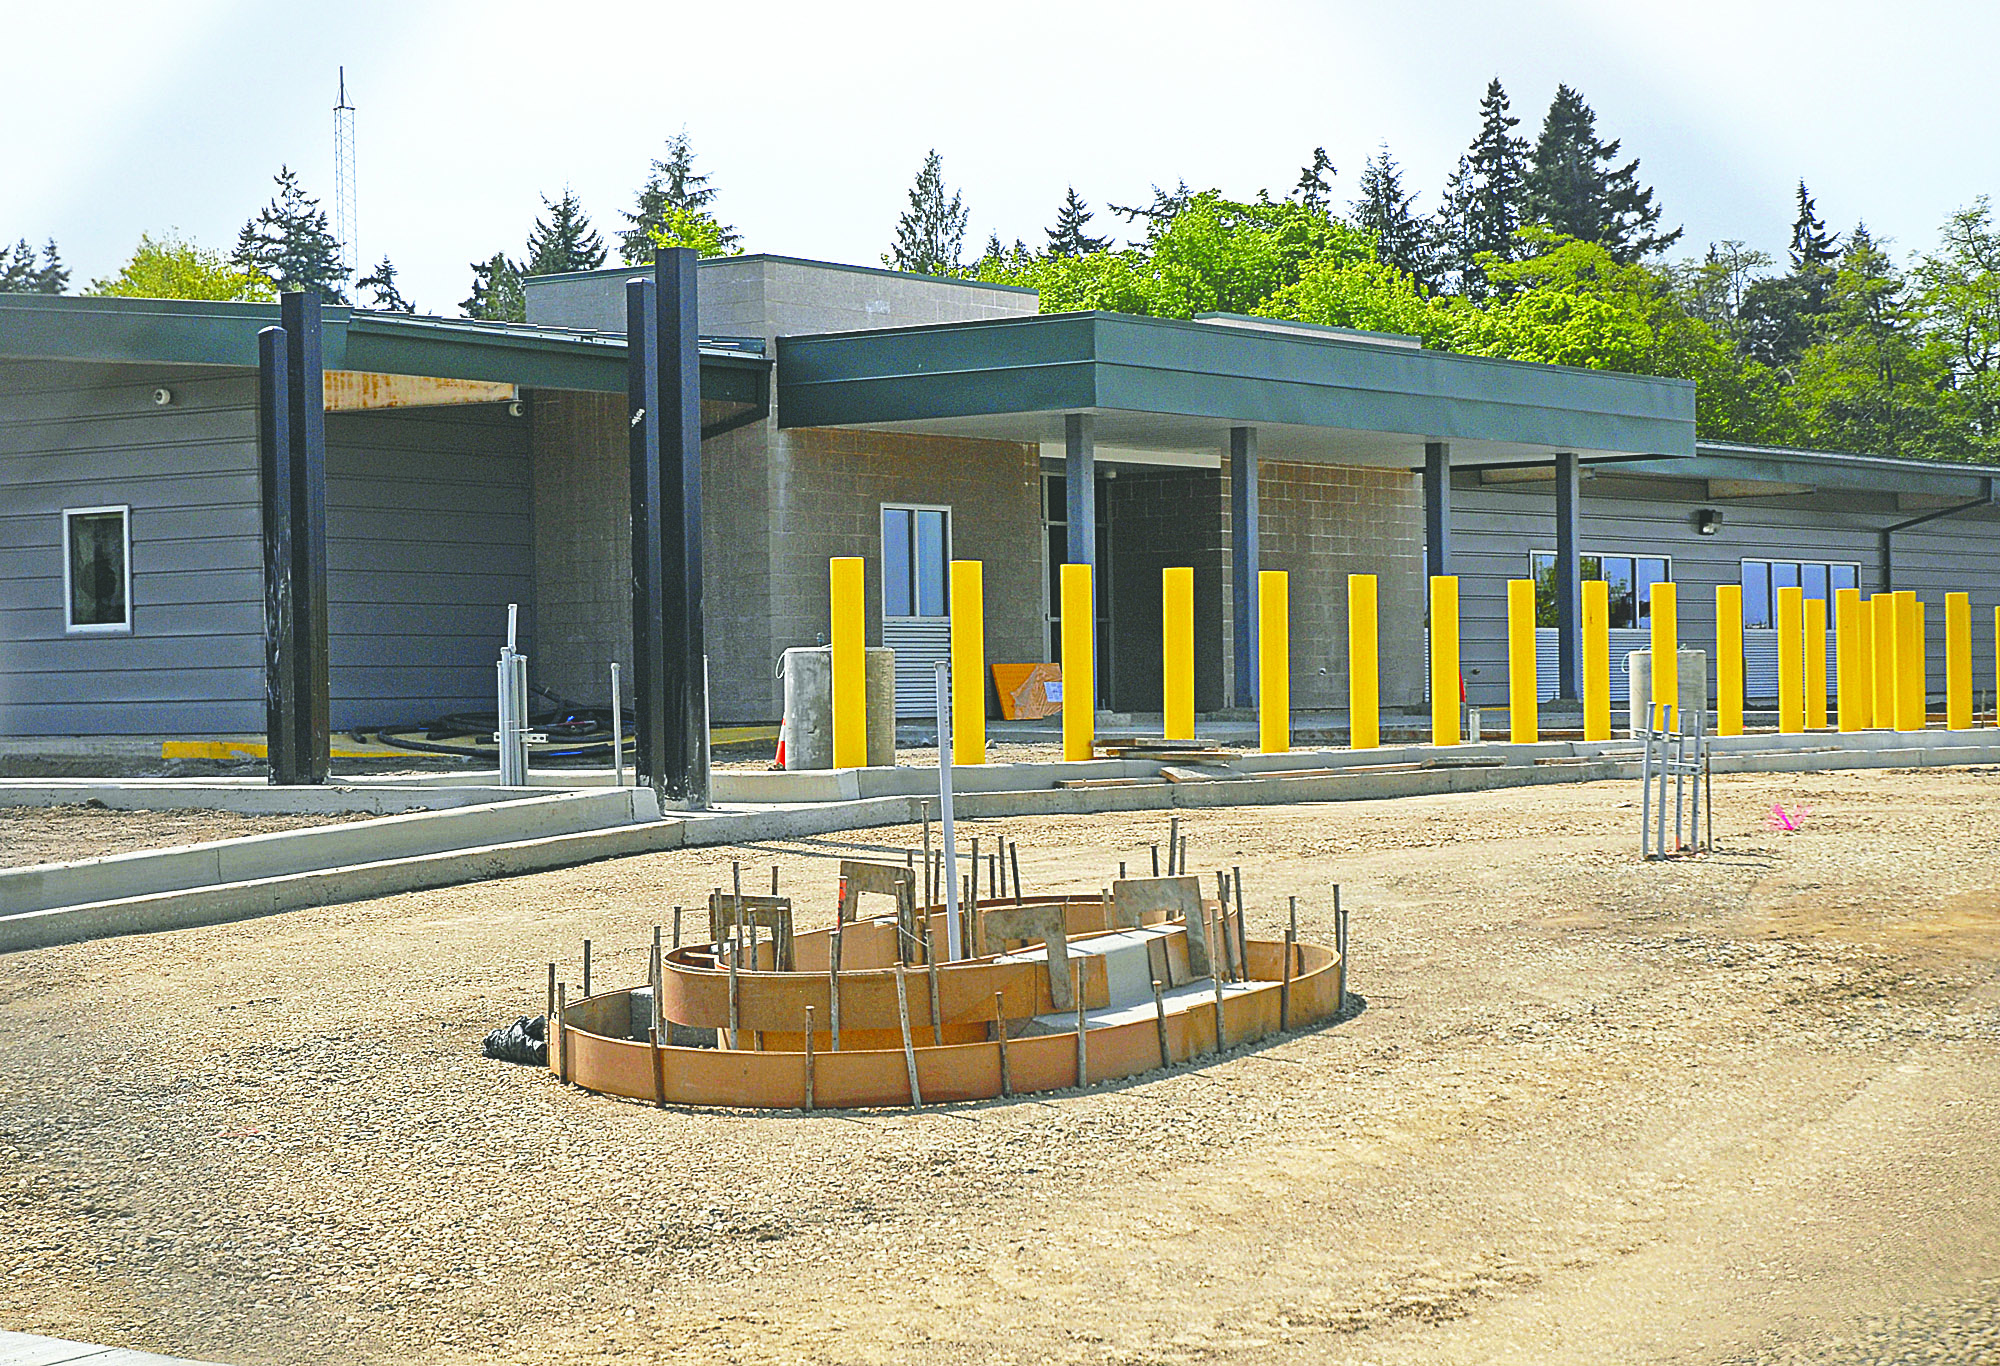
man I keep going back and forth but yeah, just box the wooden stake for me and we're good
[771,864,779,896]
[1288,894,1298,941]
[582,939,592,998]
[971,836,981,907]
[895,965,922,1108]
[1232,866,1249,985]
[672,904,682,949]
[1074,959,1089,1087]
[1214,871,1235,980]
[1168,816,1181,874]
[1152,977,1170,1069]
[726,937,740,1050]
[649,1025,666,1108]
[1280,929,1295,1032]
[829,923,843,1051]
[993,991,1011,1097]
[1009,840,1023,906]
[1151,843,1160,876]
[922,914,942,1046]
[545,962,555,1021]
[1210,909,1226,1054]
[802,1006,816,1112]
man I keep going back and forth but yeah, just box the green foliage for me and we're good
[1911,198,2000,456]
[355,256,415,313]
[461,252,525,322]
[1436,78,1531,298]
[620,131,736,265]
[1351,146,1434,289]
[1788,227,1947,457]
[522,188,607,277]
[88,232,275,302]
[2,237,67,293]
[1045,187,1111,257]
[1522,83,1680,263]
[887,149,969,276]
[234,167,347,300]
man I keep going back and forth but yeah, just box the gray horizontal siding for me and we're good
[1453,477,2000,707]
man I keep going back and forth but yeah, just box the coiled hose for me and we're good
[358,686,636,763]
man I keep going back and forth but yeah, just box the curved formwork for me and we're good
[549,883,1345,1110]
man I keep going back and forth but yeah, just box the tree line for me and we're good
[11,82,1998,461]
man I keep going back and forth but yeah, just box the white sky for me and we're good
[6,0,1997,315]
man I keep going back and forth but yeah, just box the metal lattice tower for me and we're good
[332,67,358,280]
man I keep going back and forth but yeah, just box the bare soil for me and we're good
[4,767,2000,1364]
[0,805,382,868]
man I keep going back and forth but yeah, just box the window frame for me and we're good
[1738,558,1861,629]
[1530,549,1673,630]
[62,504,133,635]
[879,502,953,620]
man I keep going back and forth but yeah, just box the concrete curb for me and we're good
[0,780,543,815]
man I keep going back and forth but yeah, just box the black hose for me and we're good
[361,687,638,763]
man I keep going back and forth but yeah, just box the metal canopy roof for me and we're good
[775,311,1697,468]
[0,293,768,407]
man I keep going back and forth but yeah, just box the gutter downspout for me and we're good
[1878,477,1996,590]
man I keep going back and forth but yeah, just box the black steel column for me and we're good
[628,248,707,807]
[274,292,330,784]
[1229,425,1259,708]
[1064,413,1095,569]
[1423,440,1451,579]
[1555,451,1582,701]
[256,325,297,784]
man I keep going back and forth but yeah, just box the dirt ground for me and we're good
[0,804,382,868]
[4,767,2000,1365]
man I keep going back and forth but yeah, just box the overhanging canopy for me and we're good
[776,311,1696,467]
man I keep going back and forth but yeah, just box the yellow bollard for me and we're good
[1715,584,1744,737]
[829,557,867,768]
[1804,597,1828,730]
[949,560,985,765]
[1348,573,1378,750]
[1946,592,1972,730]
[1507,578,1537,743]
[1776,585,1803,734]
[1650,581,1678,720]
[1897,592,1923,731]
[1060,564,1094,762]
[1835,587,1865,732]
[1261,570,1291,754]
[1429,575,1459,747]
[1873,593,1897,729]
[1583,579,1611,741]
[1161,568,1195,741]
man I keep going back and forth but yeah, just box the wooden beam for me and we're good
[322,370,517,412]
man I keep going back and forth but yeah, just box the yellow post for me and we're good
[1161,568,1195,741]
[949,560,985,765]
[829,557,867,768]
[1995,605,2000,726]
[1946,592,1972,730]
[1348,573,1378,750]
[1429,575,1459,746]
[1873,593,1897,729]
[1776,585,1803,734]
[1583,579,1610,741]
[1260,570,1291,754]
[1650,581,1678,720]
[1897,592,1923,730]
[1835,587,1864,732]
[1060,564,1094,762]
[1715,584,1744,737]
[1804,597,1828,730]
[1507,578,1537,743]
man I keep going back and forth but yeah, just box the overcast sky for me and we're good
[7,0,1997,314]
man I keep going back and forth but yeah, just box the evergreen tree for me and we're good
[1293,147,1336,213]
[521,188,607,277]
[1109,180,1196,240]
[1792,224,1942,456]
[1741,181,1843,372]
[885,149,969,276]
[355,256,416,313]
[1522,84,1680,263]
[462,253,525,322]
[1351,146,1434,289]
[2,237,70,293]
[1789,179,1840,273]
[619,131,738,264]
[1045,187,1112,256]
[1436,78,1532,297]
[234,166,348,300]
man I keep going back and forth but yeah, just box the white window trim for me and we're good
[880,502,953,620]
[1739,557,1862,629]
[62,504,133,635]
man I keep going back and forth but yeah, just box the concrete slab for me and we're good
[0,1331,230,1366]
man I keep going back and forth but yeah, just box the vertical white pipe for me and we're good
[935,659,962,960]
[610,661,624,788]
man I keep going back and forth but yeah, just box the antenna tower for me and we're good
[333,67,358,281]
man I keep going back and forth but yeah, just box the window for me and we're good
[64,505,131,633]
[1531,552,1670,629]
[881,504,949,618]
[1739,559,1860,628]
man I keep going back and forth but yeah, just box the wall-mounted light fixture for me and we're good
[151,387,173,407]
[1695,508,1723,536]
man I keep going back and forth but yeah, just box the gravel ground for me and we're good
[0,804,382,868]
[3,767,2000,1364]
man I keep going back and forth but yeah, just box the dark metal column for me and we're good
[1064,413,1095,568]
[1423,440,1451,579]
[256,324,297,784]
[628,248,708,807]
[1555,451,1582,701]
[1229,425,1259,708]
[275,292,330,783]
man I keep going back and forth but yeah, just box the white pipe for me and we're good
[610,661,624,788]
[935,659,962,960]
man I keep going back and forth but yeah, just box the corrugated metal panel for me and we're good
[1533,628,1649,702]
[883,618,950,717]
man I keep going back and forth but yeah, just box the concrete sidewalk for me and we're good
[0,1330,230,1365]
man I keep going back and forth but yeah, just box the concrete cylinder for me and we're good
[780,646,896,769]
[1627,649,1709,736]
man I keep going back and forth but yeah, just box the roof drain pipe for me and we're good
[1877,477,1996,590]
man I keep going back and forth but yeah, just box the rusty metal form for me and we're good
[546,888,1346,1111]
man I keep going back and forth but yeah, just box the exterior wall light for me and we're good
[1695,508,1723,536]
